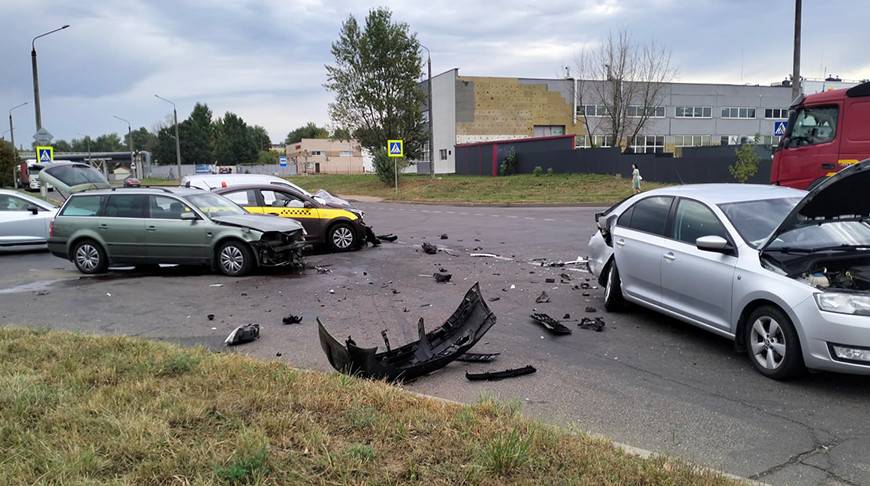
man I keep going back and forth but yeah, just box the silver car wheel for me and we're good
[75,244,101,272]
[749,316,787,370]
[331,225,354,250]
[220,245,244,274]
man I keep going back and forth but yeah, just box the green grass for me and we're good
[286,173,665,204]
[0,327,742,485]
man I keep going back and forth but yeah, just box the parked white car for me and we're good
[180,173,351,207]
[0,189,58,246]
[587,160,870,379]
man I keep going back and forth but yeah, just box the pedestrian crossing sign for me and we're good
[388,140,403,157]
[774,121,788,137]
[37,146,54,163]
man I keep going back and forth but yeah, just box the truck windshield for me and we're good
[784,106,838,148]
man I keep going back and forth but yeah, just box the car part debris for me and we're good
[434,272,452,283]
[563,313,571,319]
[545,278,555,283]
[318,282,497,381]
[377,233,398,242]
[282,314,303,325]
[488,296,500,302]
[585,306,597,313]
[381,330,392,352]
[440,234,448,239]
[456,352,500,362]
[422,242,438,254]
[535,291,551,303]
[466,365,536,381]
[207,314,215,321]
[560,273,572,281]
[315,265,332,274]
[579,317,605,332]
[530,312,572,335]
[225,323,260,345]
[365,227,381,246]
[579,282,591,289]
[470,253,513,261]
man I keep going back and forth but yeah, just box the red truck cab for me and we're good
[771,81,870,189]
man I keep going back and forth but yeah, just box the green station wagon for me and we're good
[40,163,306,276]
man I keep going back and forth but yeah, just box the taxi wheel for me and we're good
[73,239,108,274]
[327,222,356,252]
[217,241,254,276]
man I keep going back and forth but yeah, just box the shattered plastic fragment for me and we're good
[282,315,303,325]
[535,291,551,303]
[530,313,572,335]
[465,365,536,381]
[470,253,512,261]
[421,242,437,254]
[579,317,606,332]
[545,278,555,283]
[377,233,398,242]
[440,234,448,239]
[455,352,500,362]
[434,272,452,283]
[207,314,215,321]
[585,306,597,313]
[225,323,260,345]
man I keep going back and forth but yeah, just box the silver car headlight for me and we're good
[814,292,870,315]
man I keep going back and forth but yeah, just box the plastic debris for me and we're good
[535,291,551,303]
[207,314,215,321]
[422,242,438,254]
[282,315,303,325]
[585,306,597,313]
[440,234,448,239]
[466,365,536,381]
[470,253,513,261]
[530,312,572,335]
[377,233,398,242]
[434,272,452,283]
[455,352,501,362]
[579,317,606,332]
[225,323,260,345]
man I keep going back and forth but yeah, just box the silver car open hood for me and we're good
[212,214,303,233]
[37,162,111,199]
[762,159,870,250]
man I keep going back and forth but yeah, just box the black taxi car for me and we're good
[214,184,372,252]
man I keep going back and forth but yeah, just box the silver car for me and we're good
[587,160,870,379]
[0,189,58,246]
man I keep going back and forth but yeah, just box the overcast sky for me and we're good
[2,0,867,148]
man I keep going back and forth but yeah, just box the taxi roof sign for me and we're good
[388,140,403,158]
[37,146,54,163]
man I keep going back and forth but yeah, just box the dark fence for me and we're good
[457,141,774,185]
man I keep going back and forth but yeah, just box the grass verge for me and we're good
[0,327,740,485]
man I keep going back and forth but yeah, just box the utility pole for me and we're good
[791,0,802,101]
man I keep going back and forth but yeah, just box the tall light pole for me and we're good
[113,115,135,178]
[791,0,802,101]
[32,25,69,133]
[420,45,434,180]
[9,102,27,189]
[155,94,182,181]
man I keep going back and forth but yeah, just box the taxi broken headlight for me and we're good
[814,292,870,315]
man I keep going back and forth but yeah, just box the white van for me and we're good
[181,174,350,207]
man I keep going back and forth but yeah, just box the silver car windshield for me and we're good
[184,193,248,218]
[767,221,870,251]
[719,197,801,248]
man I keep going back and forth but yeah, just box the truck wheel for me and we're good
[73,239,108,274]
[217,241,254,276]
[327,222,356,252]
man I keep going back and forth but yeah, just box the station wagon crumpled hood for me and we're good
[37,162,111,198]
[762,159,870,251]
[212,214,304,233]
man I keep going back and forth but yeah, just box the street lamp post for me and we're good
[420,45,434,180]
[155,94,182,181]
[113,116,135,179]
[31,25,69,133]
[8,102,27,188]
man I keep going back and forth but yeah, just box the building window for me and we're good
[582,134,613,148]
[760,135,782,145]
[310,151,325,156]
[339,151,353,157]
[580,104,607,117]
[674,135,712,147]
[721,107,756,119]
[630,135,664,154]
[627,105,665,118]
[675,106,712,118]
[764,108,788,119]
[439,149,447,160]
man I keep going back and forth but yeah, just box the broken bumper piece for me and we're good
[318,282,497,381]
[465,365,536,381]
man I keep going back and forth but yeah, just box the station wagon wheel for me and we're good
[327,222,356,252]
[217,241,254,276]
[745,305,804,380]
[73,239,108,274]
[603,260,624,311]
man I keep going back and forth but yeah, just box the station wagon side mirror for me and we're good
[696,235,735,255]
[180,212,197,221]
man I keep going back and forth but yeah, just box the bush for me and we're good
[729,133,761,183]
[533,166,543,177]
[546,168,553,176]
[500,146,517,176]
[372,148,409,186]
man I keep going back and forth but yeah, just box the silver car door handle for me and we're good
[663,252,676,261]
[616,239,626,247]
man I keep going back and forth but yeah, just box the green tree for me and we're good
[182,102,214,164]
[0,140,16,187]
[153,125,177,166]
[132,127,157,155]
[213,112,257,165]
[325,7,427,160]
[730,133,761,183]
[285,122,328,145]
[250,125,272,151]
[371,147,408,186]
[53,140,72,152]
[94,134,123,152]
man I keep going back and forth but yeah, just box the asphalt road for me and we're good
[3,201,870,486]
